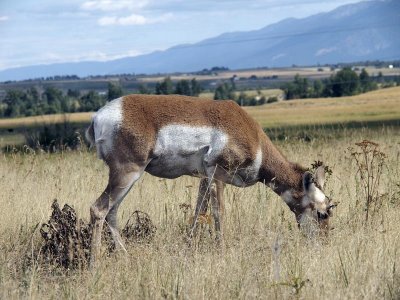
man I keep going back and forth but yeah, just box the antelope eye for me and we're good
[317,211,329,220]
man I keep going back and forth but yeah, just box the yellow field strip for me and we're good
[0,87,399,129]
[0,112,93,129]
[246,86,400,127]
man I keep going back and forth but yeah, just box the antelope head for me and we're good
[283,166,336,234]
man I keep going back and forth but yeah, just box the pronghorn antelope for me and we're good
[86,94,334,266]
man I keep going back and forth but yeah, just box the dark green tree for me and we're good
[107,82,123,101]
[43,87,64,114]
[312,80,324,97]
[293,74,309,98]
[282,74,310,99]
[4,89,26,117]
[24,87,41,116]
[175,80,191,96]
[44,87,62,103]
[155,77,173,95]
[80,91,105,111]
[359,68,377,92]
[138,84,151,94]
[330,68,360,97]
[67,89,80,98]
[190,78,202,96]
[214,82,236,100]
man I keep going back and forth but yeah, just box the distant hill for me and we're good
[1,0,399,81]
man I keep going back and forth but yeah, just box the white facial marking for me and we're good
[92,97,123,158]
[313,187,326,203]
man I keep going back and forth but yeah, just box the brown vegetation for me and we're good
[0,127,399,299]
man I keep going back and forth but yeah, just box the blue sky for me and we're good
[0,0,366,71]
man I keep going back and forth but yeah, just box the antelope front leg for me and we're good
[90,190,111,268]
[90,165,144,268]
[106,203,127,252]
[189,178,211,239]
[211,180,224,244]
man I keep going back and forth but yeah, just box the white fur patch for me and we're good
[92,97,123,158]
[148,125,228,178]
[313,187,326,203]
[251,148,262,175]
[238,147,262,185]
[154,125,227,158]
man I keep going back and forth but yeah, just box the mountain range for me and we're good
[1,0,399,81]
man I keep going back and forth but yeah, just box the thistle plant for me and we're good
[349,140,386,223]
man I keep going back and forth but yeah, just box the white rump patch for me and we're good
[92,97,123,158]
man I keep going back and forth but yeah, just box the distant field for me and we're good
[1,86,399,129]
[247,86,400,128]
[1,66,398,98]
[0,112,91,129]
[137,66,399,82]
[199,88,283,100]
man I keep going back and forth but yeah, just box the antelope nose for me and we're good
[317,211,329,220]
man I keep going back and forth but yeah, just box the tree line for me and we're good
[1,69,398,118]
[0,78,203,118]
[281,68,399,100]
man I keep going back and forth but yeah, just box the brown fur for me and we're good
[119,94,303,191]
[120,94,261,165]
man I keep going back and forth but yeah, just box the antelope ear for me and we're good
[329,201,339,209]
[302,171,314,192]
[315,166,325,189]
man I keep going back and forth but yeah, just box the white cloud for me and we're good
[272,53,286,61]
[98,14,146,25]
[38,50,143,64]
[81,0,149,12]
[0,16,10,22]
[315,47,337,56]
[98,13,172,26]
[72,50,143,61]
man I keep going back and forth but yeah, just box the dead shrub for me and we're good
[39,200,91,269]
[122,210,157,244]
[31,199,156,270]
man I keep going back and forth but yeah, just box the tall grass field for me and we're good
[1,86,400,299]
[0,125,399,299]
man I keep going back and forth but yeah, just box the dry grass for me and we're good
[0,127,399,299]
[0,113,91,129]
[247,86,400,128]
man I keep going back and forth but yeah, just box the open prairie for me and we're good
[0,125,399,299]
